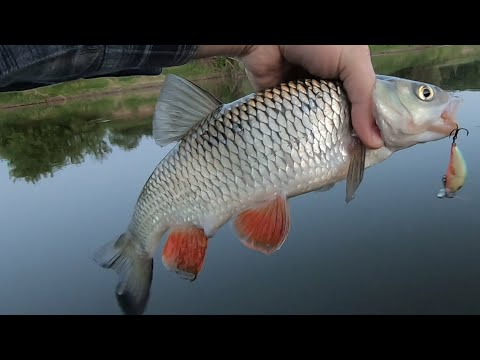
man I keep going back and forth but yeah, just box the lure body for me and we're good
[437,142,467,198]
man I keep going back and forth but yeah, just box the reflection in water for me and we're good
[389,60,480,91]
[0,78,252,183]
[2,46,480,184]
[0,118,151,183]
[372,45,480,90]
[0,91,156,183]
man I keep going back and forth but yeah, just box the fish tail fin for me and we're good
[94,232,153,315]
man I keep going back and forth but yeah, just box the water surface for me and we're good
[1,46,480,314]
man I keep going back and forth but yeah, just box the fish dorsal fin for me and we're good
[153,74,222,146]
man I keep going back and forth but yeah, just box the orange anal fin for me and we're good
[234,196,290,255]
[162,227,208,280]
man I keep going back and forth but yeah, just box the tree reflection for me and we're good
[2,46,480,184]
[372,45,480,90]
[108,120,152,151]
[0,117,155,183]
[0,77,254,184]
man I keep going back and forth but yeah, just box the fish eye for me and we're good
[417,85,434,101]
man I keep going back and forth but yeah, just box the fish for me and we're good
[437,142,468,198]
[94,74,461,315]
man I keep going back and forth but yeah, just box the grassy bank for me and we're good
[0,56,244,108]
[0,46,434,107]
[0,45,478,108]
[0,76,253,183]
[3,45,480,183]
[369,45,438,54]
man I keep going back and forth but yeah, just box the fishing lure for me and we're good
[437,127,469,198]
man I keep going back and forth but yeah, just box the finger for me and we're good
[283,45,384,148]
[340,47,384,148]
[351,99,383,148]
[245,66,295,91]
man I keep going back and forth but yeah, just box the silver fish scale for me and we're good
[129,79,353,245]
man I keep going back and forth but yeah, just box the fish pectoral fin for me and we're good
[346,139,366,203]
[162,226,209,281]
[153,74,223,146]
[233,195,290,255]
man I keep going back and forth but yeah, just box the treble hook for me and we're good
[449,126,469,144]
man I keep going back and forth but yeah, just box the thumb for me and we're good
[340,46,384,149]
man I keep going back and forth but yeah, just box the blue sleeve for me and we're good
[0,45,198,92]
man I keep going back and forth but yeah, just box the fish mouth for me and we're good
[429,95,462,135]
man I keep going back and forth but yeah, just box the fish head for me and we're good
[373,75,462,149]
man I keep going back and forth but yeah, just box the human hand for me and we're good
[194,45,383,149]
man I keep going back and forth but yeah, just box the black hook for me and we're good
[449,126,469,144]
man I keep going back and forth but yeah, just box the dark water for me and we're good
[2,45,480,315]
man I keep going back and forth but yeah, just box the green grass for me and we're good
[5,45,480,184]
[369,45,435,53]
[164,57,243,78]
[0,75,163,107]
[0,57,243,107]
[0,46,478,107]
[0,74,256,183]
[0,89,158,183]
[0,74,253,126]
[371,45,480,77]
[0,47,435,107]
